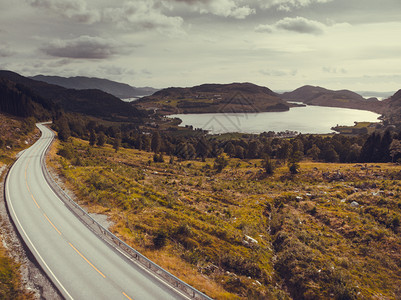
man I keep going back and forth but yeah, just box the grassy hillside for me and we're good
[49,136,401,299]
[0,113,38,299]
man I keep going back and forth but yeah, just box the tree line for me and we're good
[53,113,401,165]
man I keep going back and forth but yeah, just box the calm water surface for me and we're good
[170,105,381,134]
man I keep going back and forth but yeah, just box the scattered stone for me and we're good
[350,201,359,208]
[244,235,258,244]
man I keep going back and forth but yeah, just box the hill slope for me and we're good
[281,85,384,113]
[382,89,401,124]
[0,70,145,121]
[136,82,290,114]
[31,75,158,99]
[0,78,54,119]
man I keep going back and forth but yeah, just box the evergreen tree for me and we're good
[113,133,121,152]
[89,130,96,146]
[57,116,71,142]
[196,137,211,160]
[235,145,245,159]
[321,145,339,163]
[263,155,275,175]
[277,140,292,162]
[360,133,376,162]
[187,143,196,160]
[224,141,235,157]
[390,139,401,163]
[97,131,106,147]
[307,144,320,161]
[151,131,161,153]
[247,140,261,159]
[346,144,362,163]
[288,150,303,174]
[379,130,392,162]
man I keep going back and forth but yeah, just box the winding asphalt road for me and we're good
[5,123,187,299]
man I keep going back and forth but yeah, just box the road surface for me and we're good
[5,123,188,299]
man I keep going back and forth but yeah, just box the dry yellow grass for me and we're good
[49,137,401,299]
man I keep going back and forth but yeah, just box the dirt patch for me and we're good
[0,167,62,300]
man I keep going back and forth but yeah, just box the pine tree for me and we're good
[263,155,275,175]
[57,116,71,142]
[151,131,161,153]
[97,132,106,147]
[89,130,97,146]
[379,130,392,162]
[196,137,210,160]
[113,133,121,152]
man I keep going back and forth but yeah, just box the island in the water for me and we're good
[135,82,293,114]
[135,82,388,115]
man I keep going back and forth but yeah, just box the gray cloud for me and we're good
[27,0,100,23]
[0,45,15,57]
[41,36,123,59]
[260,69,298,76]
[102,1,183,33]
[255,24,273,33]
[256,17,325,34]
[255,0,333,11]
[276,17,325,34]
[168,0,255,19]
[322,67,347,74]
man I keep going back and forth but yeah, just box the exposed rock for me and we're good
[350,201,360,208]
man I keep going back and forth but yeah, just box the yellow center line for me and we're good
[122,292,133,300]
[29,191,41,209]
[43,213,62,235]
[68,243,106,278]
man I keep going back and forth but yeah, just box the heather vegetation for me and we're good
[0,113,38,299]
[50,134,401,299]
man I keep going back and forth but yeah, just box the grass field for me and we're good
[50,137,401,299]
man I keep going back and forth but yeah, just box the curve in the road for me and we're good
[5,123,200,300]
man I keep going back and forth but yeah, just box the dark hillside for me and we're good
[382,89,401,124]
[0,78,53,119]
[0,71,145,122]
[31,75,158,99]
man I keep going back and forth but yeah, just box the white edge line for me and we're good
[113,246,193,300]
[40,126,194,300]
[5,140,74,300]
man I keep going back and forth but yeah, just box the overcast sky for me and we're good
[1,0,400,93]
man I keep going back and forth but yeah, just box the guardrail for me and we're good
[40,131,212,300]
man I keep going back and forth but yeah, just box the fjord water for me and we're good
[171,105,381,134]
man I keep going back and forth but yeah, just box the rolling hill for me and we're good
[31,75,158,99]
[281,85,384,113]
[382,89,401,124]
[136,82,291,114]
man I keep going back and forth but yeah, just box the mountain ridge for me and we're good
[281,85,384,113]
[30,75,158,99]
[0,70,145,121]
